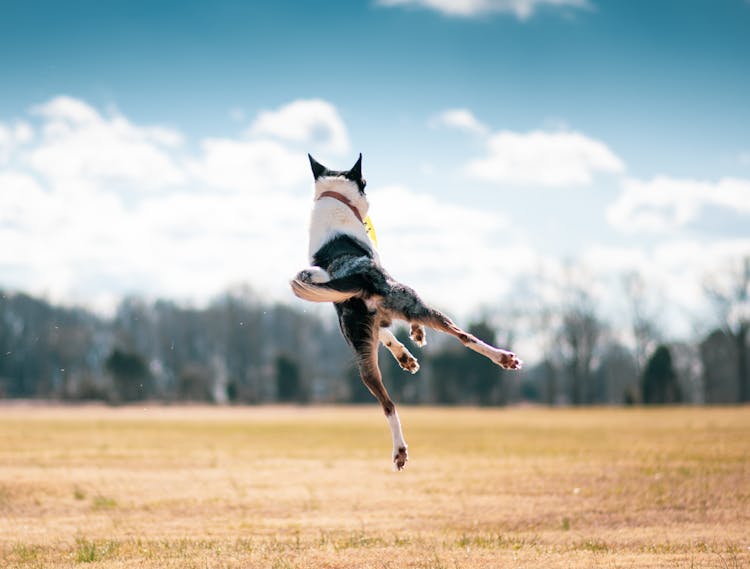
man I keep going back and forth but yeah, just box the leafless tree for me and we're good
[704,257,750,403]
[548,266,609,405]
[622,272,662,378]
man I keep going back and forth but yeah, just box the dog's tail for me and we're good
[290,273,365,304]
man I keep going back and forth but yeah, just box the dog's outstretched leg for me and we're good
[339,301,408,470]
[423,310,522,369]
[385,285,522,370]
[379,328,419,374]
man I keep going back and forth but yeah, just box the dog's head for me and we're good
[308,153,369,216]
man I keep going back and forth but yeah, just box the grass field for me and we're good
[0,405,748,568]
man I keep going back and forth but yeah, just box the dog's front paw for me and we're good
[494,350,523,370]
[296,269,314,283]
[296,267,330,284]
[397,351,420,374]
[409,324,426,347]
[392,446,408,471]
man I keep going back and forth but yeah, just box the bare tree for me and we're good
[556,276,607,405]
[501,272,562,405]
[704,257,750,403]
[622,272,662,378]
[559,301,605,404]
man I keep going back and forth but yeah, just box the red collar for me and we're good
[317,191,364,223]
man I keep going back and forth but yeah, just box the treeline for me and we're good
[1,260,748,405]
[0,287,516,405]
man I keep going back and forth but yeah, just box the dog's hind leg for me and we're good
[378,328,419,374]
[423,309,522,369]
[385,285,522,370]
[339,301,408,470]
[358,349,409,470]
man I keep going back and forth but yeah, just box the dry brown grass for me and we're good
[0,404,748,568]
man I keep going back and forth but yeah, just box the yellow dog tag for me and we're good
[363,215,378,248]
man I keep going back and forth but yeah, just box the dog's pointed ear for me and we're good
[308,154,327,180]
[346,153,363,181]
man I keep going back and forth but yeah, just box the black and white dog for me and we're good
[291,154,522,470]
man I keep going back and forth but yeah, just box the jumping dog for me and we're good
[291,154,522,470]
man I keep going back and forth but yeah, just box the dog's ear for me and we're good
[346,153,366,192]
[346,153,363,182]
[308,154,327,180]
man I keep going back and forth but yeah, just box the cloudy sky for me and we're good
[1,0,749,340]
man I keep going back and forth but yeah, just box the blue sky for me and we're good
[1,0,749,350]
[2,0,748,169]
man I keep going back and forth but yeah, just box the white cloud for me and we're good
[7,96,529,318]
[377,0,591,20]
[188,138,306,192]
[431,108,488,135]
[607,176,750,233]
[6,97,631,325]
[248,99,350,155]
[32,95,101,124]
[0,121,33,163]
[28,96,186,190]
[466,128,624,187]
[582,239,750,335]
[0,96,340,312]
[0,167,311,313]
[433,108,624,187]
[0,171,51,231]
[368,185,537,313]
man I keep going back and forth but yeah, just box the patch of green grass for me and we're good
[271,557,297,569]
[74,537,118,563]
[392,535,411,547]
[574,538,609,552]
[91,495,117,510]
[12,543,43,562]
[455,534,530,550]
[331,531,387,551]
